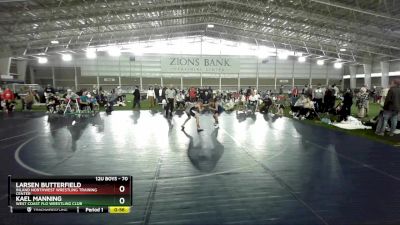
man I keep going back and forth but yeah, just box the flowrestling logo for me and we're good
[161,56,239,73]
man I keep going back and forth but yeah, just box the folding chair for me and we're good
[63,98,80,115]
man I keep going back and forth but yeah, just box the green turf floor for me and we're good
[8,94,399,147]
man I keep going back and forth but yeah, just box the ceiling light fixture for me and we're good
[108,47,121,57]
[298,56,306,63]
[278,53,288,60]
[334,62,343,69]
[207,24,214,28]
[38,57,48,64]
[86,50,97,59]
[62,54,72,61]
[317,59,324,66]
[51,40,59,44]
[339,48,346,52]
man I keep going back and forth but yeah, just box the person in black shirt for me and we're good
[133,86,141,109]
[199,87,205,102]
[246,86,252,101]
[44,84,55,95]
[279,85,284,95]
[338,88,353,121]
[44,84,55,103]
[324,86,335,113]
[161,86,167,101]
[154,85,160,103]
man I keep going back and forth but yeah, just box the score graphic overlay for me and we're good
[8,176,132,214]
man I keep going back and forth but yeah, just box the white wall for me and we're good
[34,53,343,80]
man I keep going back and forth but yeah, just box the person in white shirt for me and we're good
[147,86,155,108]
[332,84,340,98]
[380,87,389,107]
[65,89,78,100]
[116,86,123,102]
[248,92,258,113]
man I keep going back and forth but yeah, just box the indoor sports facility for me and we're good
[1,1,400,225]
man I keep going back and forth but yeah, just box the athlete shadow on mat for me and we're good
[263,113,279,122]
[174,110,184,118]
[131,111,141,124]
[47,114,103,152]
[236,111,257,123]
[149,108,159,116]
[182,128,224,172]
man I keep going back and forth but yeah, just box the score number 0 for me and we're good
[118,177,129,205]
[119,185,125,204]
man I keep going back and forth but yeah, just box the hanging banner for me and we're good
[161,56,240,73]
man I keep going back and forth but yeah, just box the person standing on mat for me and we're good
[165,84,176,118]
[375,79,400,136]
[181,100,204,132]
[132,86,141,110]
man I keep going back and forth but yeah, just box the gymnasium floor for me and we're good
[0,110,399,225]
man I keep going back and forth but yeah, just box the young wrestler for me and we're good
[181,100,205,132]
[210,98,224,128]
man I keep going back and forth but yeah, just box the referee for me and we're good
[165,84,177,118]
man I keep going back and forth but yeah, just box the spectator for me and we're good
[291,95,315,119]
[132,86,141,110]
[176,91,185,109]
[302,84,308,95]
[147,86,155,108]
[291,86,299,105]
[370,86,377,103]
[24,89,35,111]
[246,86,252,101]
[324,86,335,113]
[338,88,353,122]
[199,87,205,102]
[375,79,400,136]
[1,87,15,112]
[356,87,368,118]
[79,91,94,111]
[332,84,340,98]
[313,84,324,112]
[361,85,370,116]
[161,86,167,101]
[189,87,197,102]
[379,87,389,107]
[92,85,98,96]
[116,86,123,102]
[154,85,160,103]
[44,84,55,103]
[47,94,61,113]
[0,86,3,111]
[165,85,177,118]
[305,85,313,99]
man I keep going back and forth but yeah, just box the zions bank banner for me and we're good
[161,56,240,73]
